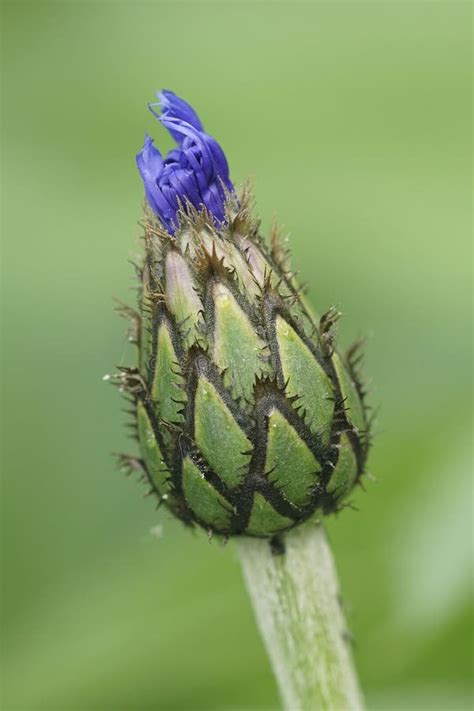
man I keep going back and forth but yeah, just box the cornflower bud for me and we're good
[118,90,370,538]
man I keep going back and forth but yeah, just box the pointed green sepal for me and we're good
[196,231,261,300]
[151,322,186,425]
[326,433,358,500]
[213,282,270,402]
[165,250,203,349]
[194,377,251,488]
[182,456,233,530]
[136,401,172,498]
[276,316,334,443]
[265,408,321,506]
[245,492,293,536]
[235,235,273,291]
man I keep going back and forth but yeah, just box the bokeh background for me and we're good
[2,2,472,710]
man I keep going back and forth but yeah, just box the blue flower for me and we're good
[136,90,233,233]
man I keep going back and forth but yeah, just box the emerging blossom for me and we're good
[136,90,233,233]
[118,92,372,538]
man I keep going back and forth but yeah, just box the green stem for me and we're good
[237,521,364,711]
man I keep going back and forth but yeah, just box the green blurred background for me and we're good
[2,1,472,709]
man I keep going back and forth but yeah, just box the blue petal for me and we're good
[154,90,204,144]
[159,90,203,129]
[169,168,203,207]
[136,91,234,234]
[160,117,218,184]
[136,133,163,178]
[135,135,164,216]
[203,134,232,190]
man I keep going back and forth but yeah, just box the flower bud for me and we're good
[119,91,370,537]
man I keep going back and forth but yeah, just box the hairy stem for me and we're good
[237,521,364,711]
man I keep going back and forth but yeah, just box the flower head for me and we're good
[136,90,233,233]
[119,93,372,537]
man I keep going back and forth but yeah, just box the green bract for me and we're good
[119,190,370,538]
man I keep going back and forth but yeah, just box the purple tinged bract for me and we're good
[136,90,233,233]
